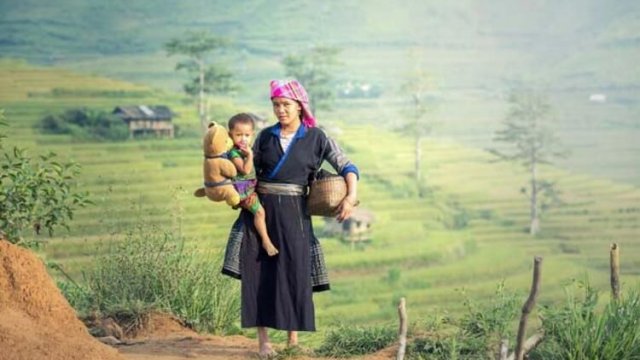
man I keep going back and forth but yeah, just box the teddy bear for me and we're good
[193,122,241,207]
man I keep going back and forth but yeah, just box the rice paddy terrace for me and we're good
[2,60,639,328]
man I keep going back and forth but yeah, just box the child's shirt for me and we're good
[228,146,255,181]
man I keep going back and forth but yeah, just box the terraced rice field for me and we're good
[2,60,639,329]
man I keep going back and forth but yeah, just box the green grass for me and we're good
[315,324,397,357]
[530,284,640,359]
[58,223,240,335]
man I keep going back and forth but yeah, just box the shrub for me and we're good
[38,108,129,141]
[407,337,467,360]
[386,267,402,285]
[58,224,240,334]
[0,110,91,246]
[530,282,640,359]
[315,324,396,357]
[407,282,521,360]
[458,282,520,343]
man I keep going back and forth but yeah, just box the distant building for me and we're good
[113,105,175,138]
[324,208,375,247]
[589,94,607,103]
[250,113,269,130]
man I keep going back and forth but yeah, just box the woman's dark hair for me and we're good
[228,113,256,130]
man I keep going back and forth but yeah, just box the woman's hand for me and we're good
[335,194,358,223]
[336,172,358,222]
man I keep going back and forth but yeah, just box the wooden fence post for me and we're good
[498,339,508,360]
[396,297,408,360]
[513,256,542,360]
[610,243,620,301]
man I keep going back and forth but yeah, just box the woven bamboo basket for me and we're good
[307,174,347,216]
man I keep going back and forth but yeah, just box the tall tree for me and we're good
[399,58,435,196]
[282,46,341,114]
[165,31,232,131]
[489,88,566,236]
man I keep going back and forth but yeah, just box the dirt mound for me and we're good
[0,240,123,360]
[128,312,198,340]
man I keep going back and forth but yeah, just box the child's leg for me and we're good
[254,207,278,256]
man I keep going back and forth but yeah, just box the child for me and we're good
[227,113,279,256]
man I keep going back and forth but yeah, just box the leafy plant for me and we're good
[1,110,91,246]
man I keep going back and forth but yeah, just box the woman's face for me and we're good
[272,97,302,128]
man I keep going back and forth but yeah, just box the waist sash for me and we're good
[257,182,307,196]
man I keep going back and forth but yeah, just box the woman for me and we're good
[237,79,359,356]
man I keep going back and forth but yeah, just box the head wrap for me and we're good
[269,79,317,128]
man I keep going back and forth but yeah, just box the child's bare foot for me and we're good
[262,241,279,256]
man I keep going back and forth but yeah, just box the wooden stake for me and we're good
[514,256,542,360]
[507,333,544,360]
[396,297,408,360]
[610,243,621,301]
[498,339,508,360]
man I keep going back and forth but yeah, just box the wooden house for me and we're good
[323,208,375,247]
[113,105,175,138]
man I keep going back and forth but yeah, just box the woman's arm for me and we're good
[322,135,360,180]
[321,133,359,222]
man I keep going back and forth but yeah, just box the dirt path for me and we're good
[113,313,396,360]
[117,335,268,360]
[116,334,397,360]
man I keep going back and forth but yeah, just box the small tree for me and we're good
[165,31,233,131]
[489,89,566,236]
[0,110,90,246]
[282,45,342,114]
[399,56,436,196]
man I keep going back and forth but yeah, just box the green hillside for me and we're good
[3,0,639,92]
[3,1,638,187]
[2,61,639,332]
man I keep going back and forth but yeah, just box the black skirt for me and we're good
[240,193,316,331]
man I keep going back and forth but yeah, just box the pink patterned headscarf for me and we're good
[269,79,317,128]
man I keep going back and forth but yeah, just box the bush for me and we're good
[38,108,129,141]
[530,282,640,359]
[315,324,397,357]
[0,110,91,246]
[407,337,469,360]
[58,224,240,334]
[407,282,521,360]
[458,282,520,343]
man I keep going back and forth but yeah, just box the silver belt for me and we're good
[257,182,307,196]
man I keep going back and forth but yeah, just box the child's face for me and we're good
[229,122,254,147]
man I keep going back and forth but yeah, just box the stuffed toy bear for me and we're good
[194,122,241,207]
